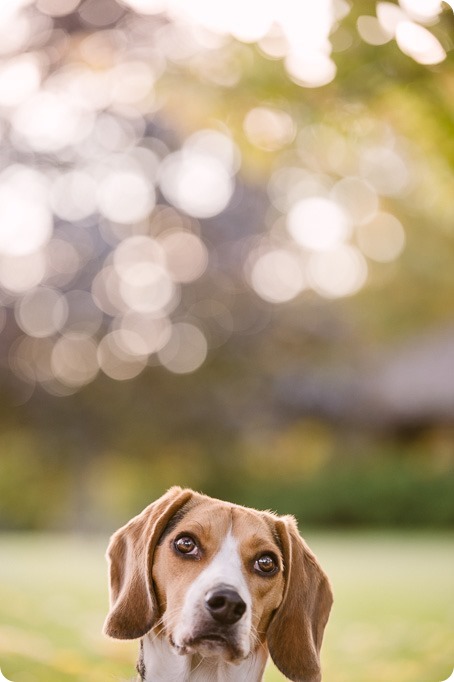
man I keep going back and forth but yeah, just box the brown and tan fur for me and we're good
[104,487,333,682]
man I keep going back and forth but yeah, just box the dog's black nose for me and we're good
[205,586,246,625]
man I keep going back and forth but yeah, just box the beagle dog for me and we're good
[104,487,333,682]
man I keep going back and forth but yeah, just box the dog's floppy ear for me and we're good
[104,486,193,640]
[267,516,333,682]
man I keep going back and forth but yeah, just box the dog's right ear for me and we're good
[104,486,194,640]
[267,516,333,682]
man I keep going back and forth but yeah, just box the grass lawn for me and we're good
[0,532,452,682]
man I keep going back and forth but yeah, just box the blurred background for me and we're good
[0,0,453,680]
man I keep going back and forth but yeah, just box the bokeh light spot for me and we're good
[331,177,379,226]
[97,170,156,224]
[398,0,443,22]
[395,21,446,64]
[112,236,177,314]
[10,336,54,384]
[287,197,351,252]
[118,312,172,354]
[0,168,52,257]
[298,123,347,174]
[12,91,92,152]
[0,252,47,293]
[248,249,305,303]
[51,334,99,387]
[109,61,156,105]
[377,2,408,36]
[158,322,208,374]
[78,0,125,28]
[97,331,148,381]
[15,287,68,338]
[184,129,241,174]
[91,266,124,317]
[159,150,234,218]
[244,107,296,151]
[0,53,41,107]
[114,236,165,272]
[37,0,82,17]
[285,51,336,88]
[359,147,409,197]
[357,16,393,45]
[357,212,406,263]
[0,9,32,56]
[120,0,167,13]
[159,231,208,283]
[51,171,97,222]
[308,245,368,298]
[119,262,176,314]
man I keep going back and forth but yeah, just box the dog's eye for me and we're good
[254,554,278,575]
[174,535,198,556]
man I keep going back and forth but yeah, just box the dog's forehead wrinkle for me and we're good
[231,507,276,547]
[178,502,231,540]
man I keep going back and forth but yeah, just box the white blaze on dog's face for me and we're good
[152,499,286,662]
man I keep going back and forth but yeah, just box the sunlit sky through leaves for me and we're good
[0,0,452,395]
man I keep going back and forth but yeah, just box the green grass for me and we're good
[0,532,452,682]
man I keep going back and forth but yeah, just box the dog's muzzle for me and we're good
[173,583,248,661]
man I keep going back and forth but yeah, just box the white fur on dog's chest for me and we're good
[141,633,268,682]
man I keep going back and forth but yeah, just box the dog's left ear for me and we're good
[267,516,333,682]
[104,486,194,640]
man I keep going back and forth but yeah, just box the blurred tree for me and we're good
[0,0,453,528]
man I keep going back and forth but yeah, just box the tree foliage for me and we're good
[0,0,453,529]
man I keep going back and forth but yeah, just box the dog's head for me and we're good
[104,486,333,682]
